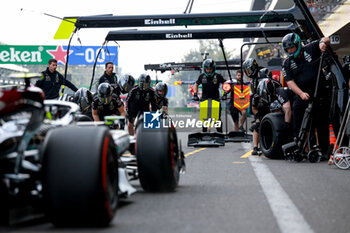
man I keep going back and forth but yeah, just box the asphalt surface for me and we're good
[2,114,350,233]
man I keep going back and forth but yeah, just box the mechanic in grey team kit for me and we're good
[193,58,226,133]
[35,58,78,99]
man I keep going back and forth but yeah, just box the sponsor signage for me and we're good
[0,45,118,65]
[256,46,274,60]
[165,33,193,39]
[144,18,175,25]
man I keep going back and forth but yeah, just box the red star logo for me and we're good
[47,46,73,65]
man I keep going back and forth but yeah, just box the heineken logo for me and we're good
[0,45,118,65]
[0,47,43,63]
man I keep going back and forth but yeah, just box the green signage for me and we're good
[0,45,56,65]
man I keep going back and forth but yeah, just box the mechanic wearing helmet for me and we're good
[118,74,135,96]
[154,82,169,114]
[126,73,157,135]
[73,87,94,120]
[96,62,118,91]
[92,83,126,122]
[193,58,226,132]
[35,59,78,99]
[242,58,269,155]
[226,70,248,131]
[250,69,283,155]
[282,32,330,158]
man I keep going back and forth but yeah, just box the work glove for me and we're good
[193,93,199,101]
[221,93,228,100]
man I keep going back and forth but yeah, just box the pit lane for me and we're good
[1,113,350,233]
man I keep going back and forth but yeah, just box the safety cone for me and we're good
[328,124,337,166]
[329,124,338,151]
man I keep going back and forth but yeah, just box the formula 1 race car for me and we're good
[0,80,184,226]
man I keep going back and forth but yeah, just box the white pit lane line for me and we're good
[249,156,314,233]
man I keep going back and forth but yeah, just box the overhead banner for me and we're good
[0,45,118,65]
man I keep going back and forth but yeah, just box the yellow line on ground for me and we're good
[184,148,207,158]
[232,161,246,164]
[240,150,252,158]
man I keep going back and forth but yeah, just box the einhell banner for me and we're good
[0,45,118,65]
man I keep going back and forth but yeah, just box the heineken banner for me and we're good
[0,45,118,65]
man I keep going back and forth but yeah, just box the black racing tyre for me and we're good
[136,117,180,192]
[259,112,287,159]
[42,126,118,227]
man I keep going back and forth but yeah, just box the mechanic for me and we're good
[342,55,350,87]
[154,82,169,114]
[249,70,284,155]
[193,58,226,132]
[259,75,292,129]
[92,83,126,122]
[242,59,269,154]
[73,87,94,120]
[282,32,330,159]
[226,70,248,131]
[35,58,78,99]
[126,73,157,135]
[95,62,118,91]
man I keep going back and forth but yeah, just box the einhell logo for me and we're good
[165,33,193,39]
[144,18,175,25]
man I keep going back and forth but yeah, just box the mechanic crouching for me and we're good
[250,76,278,155]
[126,73,157,135]
[73,87,94,120]
[92,83,126,122]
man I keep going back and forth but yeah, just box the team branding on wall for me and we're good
[0,45,118,65]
